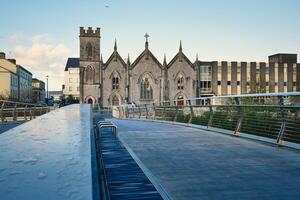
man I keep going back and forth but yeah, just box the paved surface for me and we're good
[0,121,26,134]
[0,105,93,200]
[113,119,300,200]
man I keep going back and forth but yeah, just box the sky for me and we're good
[1,0,300,90]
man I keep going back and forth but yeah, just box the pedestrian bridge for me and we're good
[0,94,300,199]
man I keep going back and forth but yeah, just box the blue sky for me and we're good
[1,0,299,90]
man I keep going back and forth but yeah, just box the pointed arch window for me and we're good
[177,75,184,90]
[86,42,92,58]
[140,76,153,100]
[85,66,94,83]
[112,72,120,90]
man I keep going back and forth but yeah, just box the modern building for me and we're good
[32,78,45,104]
[78,27,300,107]
[0,53,18,101]
[49,91,62,101]
[63,58,80,100]
[17,65,32,102]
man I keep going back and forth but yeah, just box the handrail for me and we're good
[0,100,50,123]
[114,93,300,147]
[158,92,300,105]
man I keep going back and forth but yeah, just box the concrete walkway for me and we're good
[113,119,300,200]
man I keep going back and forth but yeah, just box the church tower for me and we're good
[79,27,101,104]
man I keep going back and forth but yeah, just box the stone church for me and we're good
[79,27,300,107]
[79,27,197,107]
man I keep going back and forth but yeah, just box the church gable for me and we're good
[167,42,194,70]
[103,40,126,70]
[130,49,163,70]
[103,51,126,70]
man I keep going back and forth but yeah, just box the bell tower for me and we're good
[79,27,101,104]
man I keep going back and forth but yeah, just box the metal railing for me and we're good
[114,92,300,145]
[0,100,50,123]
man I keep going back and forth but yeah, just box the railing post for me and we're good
[1,102,5,122]
[24,105,28,120]
[187,99,194,124]
[162,104,167,121]
[276,96,287,145]
[234,97,242,136]
[33,107,37,119]
[173,100,178,122]
[138,105,141,119]
[152,103,156,120]
[29,107,33,120]
[145,104,149,119]
[207,99,214,130]
[13,104,17,121]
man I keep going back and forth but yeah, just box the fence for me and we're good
[0,100,50,123]
[114,92,300,145]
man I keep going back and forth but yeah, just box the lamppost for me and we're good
[46,75,49,99]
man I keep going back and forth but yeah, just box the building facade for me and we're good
[63,58,80,99]
[78,27,300,107]
[0,53,18,101]
[17,65,32,102]
[32,78,45,104]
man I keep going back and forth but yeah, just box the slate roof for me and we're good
[65,58,79,71]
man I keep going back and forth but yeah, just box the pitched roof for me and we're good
[131,49,163,70]
[65,58,79,71]
[167,51,195,70]
[103,51,126,70]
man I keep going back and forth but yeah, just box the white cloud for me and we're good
[30,33,52,43]
[10,34,71,91]
[8,32,25,43]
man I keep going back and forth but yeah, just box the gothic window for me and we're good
[177,75,184,90]
[86,42,92,58]
[140,77,153,100]
[112,95,119,106]
[111,71,120,90]
[85,66,94,83]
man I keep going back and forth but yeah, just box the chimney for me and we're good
[0,52,5,59]
[8,59,16,64]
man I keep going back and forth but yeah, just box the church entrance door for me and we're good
[87,98,93,104]
[177,95,184,106]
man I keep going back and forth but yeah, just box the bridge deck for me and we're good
[113,119,300,200]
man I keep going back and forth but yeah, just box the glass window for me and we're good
[140,77,153,100]
[177,76,184,90]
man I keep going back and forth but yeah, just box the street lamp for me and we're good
[46,75,49,99]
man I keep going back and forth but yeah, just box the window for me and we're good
[140,77,153,100]
[77,87,79,91]
[112,77,119,90]
[218,81,221,85]
[177,75,184,90]
[69,86,73,91]
[237,81,240,86]
[69,78,73,83]
[86,42,92,58]
[112,95,119,106]
[227,81,231,85]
